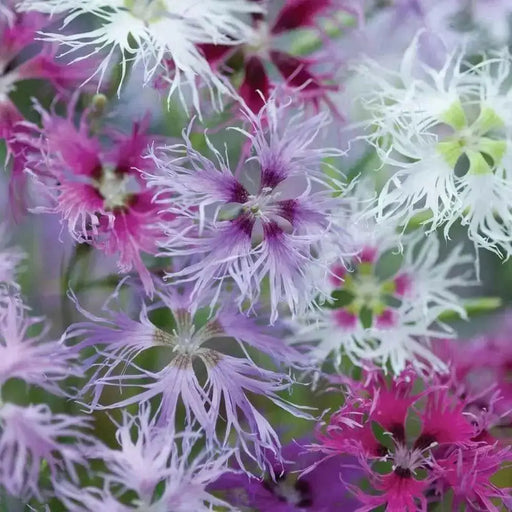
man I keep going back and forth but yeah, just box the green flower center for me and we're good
[95,168,132,211]
[333,261,399,322]
[124,0,166,23]
[437,101,506,175]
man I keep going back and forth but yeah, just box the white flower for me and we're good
[289,198,472,374]
[17,0,263,111]
[358,35,512,257]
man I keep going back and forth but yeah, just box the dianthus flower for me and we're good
[290,195,471,374]
[211,438,360,511]
[0,293,75,393]
[145,98,352,322]
[312,367,512,511]
[0,223,24,286]
[358,35,512,257]
[0,1,93,215]
[17,0,264,111]
[0,294,91,500]
[21,99,169,295]
[0,403,91,500]
[57,406,235,512]
[67,282,308,465]
[201,0,362,113]
[435,311,512,421]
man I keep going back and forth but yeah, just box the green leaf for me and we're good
[439,297,502,321]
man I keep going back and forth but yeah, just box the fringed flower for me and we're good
[146,98,352,322]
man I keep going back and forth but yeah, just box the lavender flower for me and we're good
[0,224,23,287]
[67,284,309,465]
[0,403,91,500]
[59,406,235,511]
[146,97,352,322]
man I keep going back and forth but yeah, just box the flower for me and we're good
[0,1,93,216]
[17,0,264,112]
[0,293,75,394]
[289,198,471,374]
[201,0,362,114]
[67,283,308,465]
[0,224,24,286]
[0,403,91,500]
[313,366,512,511]
[145,97,351,322]
[357,35,512,257]
[60,406,235,511]
[434,311,512,421]
[21,99,168,295]
[211,438,360,511]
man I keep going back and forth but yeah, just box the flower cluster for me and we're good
[313,366,512,511]
[1,1,512,511]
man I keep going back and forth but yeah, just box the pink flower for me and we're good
[200,0,362,113]
[312,366,512,511]
[22,101,169,295]
[0,2,94,217]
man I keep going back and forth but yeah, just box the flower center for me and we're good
[438,101,506,176]
[243,187,277,218]
[392,444,424,478]
[246,21,271,57]
[153,310,224,356]
[124,0,166,23]
[95,168,132,210]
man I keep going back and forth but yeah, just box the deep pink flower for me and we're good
[201,0,362,113]
[313,366,512,511]
[22,101,169,295]
[435,312,512,419]
[0,2,94,217]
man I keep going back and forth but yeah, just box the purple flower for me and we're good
[0,403,91,500]
[146,97,351,322]
[0,223,23,286]
[60,406,235,511]
[0,294,75,393]
[211,439,361,511]
[67,284,309,464]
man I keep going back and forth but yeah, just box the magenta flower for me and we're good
[211,439,360,511]
[67,284,308,464]
[146,98,351,322]
[22,101,170,295]
[201,0,363,113]
[0,1,94,216]
[313,366,512,511]
[435,312,512,419]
